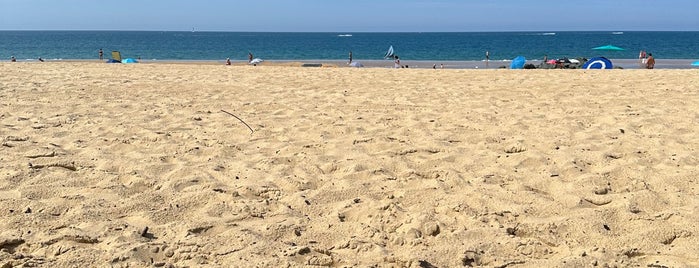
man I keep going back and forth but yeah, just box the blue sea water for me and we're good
[1,31,698,61]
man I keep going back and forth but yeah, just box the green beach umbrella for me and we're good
[592,45,625,51]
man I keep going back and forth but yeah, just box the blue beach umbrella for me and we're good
[510,56,526,69]
[583,57,613,69]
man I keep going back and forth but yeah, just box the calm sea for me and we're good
[1,31,698,61]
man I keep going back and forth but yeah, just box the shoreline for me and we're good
[3,58,698,69]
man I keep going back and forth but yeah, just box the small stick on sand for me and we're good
[221,110,254,135]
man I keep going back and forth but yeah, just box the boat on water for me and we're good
[541,32,556,36]
[383,45,395,59]
[612,32,624,35]
[337,34,352,37]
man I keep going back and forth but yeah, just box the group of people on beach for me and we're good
[640,50,655,69]
[223,52,255,66]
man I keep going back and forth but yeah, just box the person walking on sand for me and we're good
[248,52,253,63]
[348,51,353,64]
[99,48,103,60]
[645,53,655,69]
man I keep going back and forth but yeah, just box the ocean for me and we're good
[1,31,698,62]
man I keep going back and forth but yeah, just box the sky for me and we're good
[1,0,697,32]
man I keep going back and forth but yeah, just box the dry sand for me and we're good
[1,62,698,267]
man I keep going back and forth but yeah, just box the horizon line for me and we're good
[2,29,699,33]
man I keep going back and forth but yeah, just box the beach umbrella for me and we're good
[349,62,364,67]
[593,45,625,51]
[583,57,613,69]
[510,56,526,69]
[249,58,263,65]
[691,61,699,66]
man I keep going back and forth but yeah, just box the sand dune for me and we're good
[1,62,698,267]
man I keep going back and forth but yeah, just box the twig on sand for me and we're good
[221,110,254,135]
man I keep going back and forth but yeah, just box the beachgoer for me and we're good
[543,55,548,62]
[486,51,490,68]
[11,56,16,62]
[394,56,400,68]
[226,57,231,65]
[348,51,353,64]
[645,53,655,69]
[433,64,436,69]
[38,57,44,62]
[99,48,103,60]
[440,64,444,69]
[248,52,253,63]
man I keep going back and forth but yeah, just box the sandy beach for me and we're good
[1,62,698,267]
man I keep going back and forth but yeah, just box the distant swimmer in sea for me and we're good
[645,53,655,69]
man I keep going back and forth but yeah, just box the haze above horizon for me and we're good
[1,0,697,32]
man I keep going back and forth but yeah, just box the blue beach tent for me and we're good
[122,58,138,63]
[691,61,699,67]
[583,57,613,69]
[510,56,526,69]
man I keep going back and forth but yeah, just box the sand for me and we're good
[1,62,698,267]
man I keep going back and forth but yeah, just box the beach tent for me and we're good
[691,61,699,67]
[349,62,364,67]
[111,51,122,63]
[249,58,263,65]
[122,58,138,64]
[510,56,526,69]
[583,57,613,69]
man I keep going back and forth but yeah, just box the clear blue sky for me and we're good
[1,0,697,32]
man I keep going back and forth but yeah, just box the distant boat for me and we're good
[338,34,352,37]
[612,32,624,35]
[541,32,556,36]
[383,45,395,59]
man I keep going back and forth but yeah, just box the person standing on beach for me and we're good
[485,51,490,68]
[645,53,655,69]
[11,56,16,62]
[99,48,103,60]
[248,52,253,63]
[348,51,353,64]
[394,56,401,68]
[226,57,231,65]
